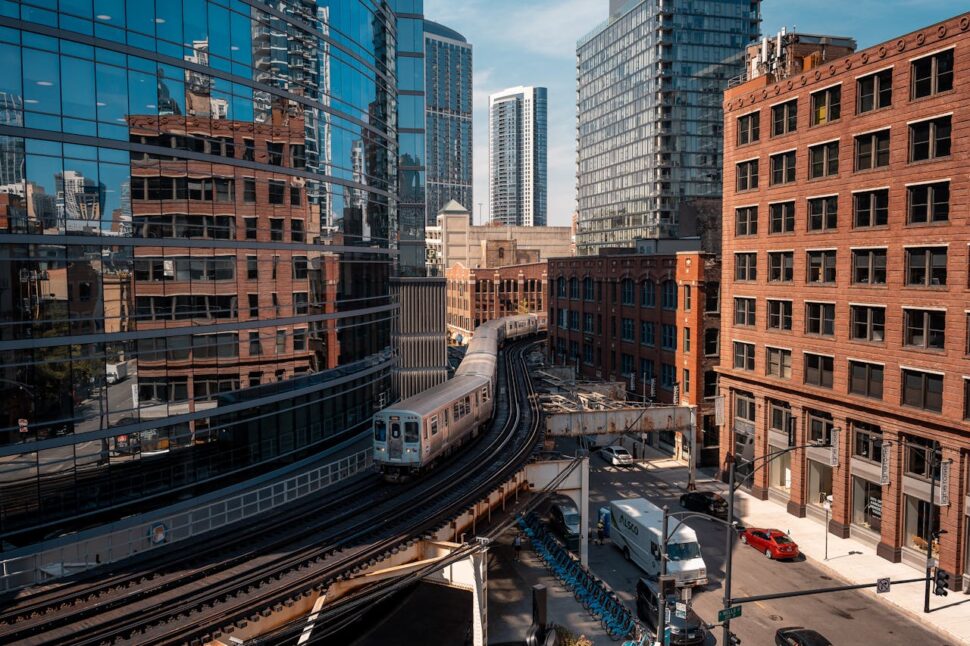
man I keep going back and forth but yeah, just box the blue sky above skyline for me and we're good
[423,0,959,227]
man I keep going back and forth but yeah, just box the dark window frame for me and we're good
[857,68,893,113]
[810,85,841,126]
[854,130,890,171]
[853,189,889,228]
[771,99,797,137]
[809,141,839,178]
[911,49,954,99]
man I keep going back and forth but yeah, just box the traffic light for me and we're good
[728,631,741,646]
[658,574,677,599]
[934,568,950,596]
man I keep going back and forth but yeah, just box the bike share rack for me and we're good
[516,512,642,642]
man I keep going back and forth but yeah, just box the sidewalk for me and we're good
[488,531,612,645]
[634,446,970,646]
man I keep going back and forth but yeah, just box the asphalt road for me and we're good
[577,455,954,646]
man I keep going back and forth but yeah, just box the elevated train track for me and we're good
[0,336,545,645]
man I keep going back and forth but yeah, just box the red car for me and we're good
[739,528,799,559]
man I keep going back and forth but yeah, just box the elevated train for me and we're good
[373,314,543,481]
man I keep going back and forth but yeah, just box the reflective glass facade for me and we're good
[0,0,398,544]
[488,85,546,227]
[576,0,760,255]
[424,20,471,226]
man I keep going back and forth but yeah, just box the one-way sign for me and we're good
[876,577,891,594]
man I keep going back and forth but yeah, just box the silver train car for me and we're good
[373,314,541,481]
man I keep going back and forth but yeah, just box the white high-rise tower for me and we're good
[488,86,547,227]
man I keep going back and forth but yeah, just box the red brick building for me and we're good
[719,15,970,587]
[445,261,547,343]
[546,240,721,466]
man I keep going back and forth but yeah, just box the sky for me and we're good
[422,0,959,227]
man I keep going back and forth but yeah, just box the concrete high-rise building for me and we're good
[424,21,473,227]
[488,86,547,227]
[575,0,760,255]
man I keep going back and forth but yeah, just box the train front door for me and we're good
[389,420,403,460]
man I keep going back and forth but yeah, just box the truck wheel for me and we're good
[764,548,773,559]
[623,546,630,561]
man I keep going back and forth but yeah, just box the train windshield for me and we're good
[374,419,386,442]
[405,422,419,443]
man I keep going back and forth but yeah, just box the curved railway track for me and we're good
[0,337,545,645]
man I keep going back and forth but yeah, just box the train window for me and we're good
[482,386,489,402]
[374,419,386,442]
[431,416,439,435]
[475,391,479,406]
[464,396,470,411]
[390,423,401,439]
[454,402,461,420]
[444,409,449,425]
[404,422,419,443]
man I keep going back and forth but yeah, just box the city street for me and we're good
[578,454,953,646]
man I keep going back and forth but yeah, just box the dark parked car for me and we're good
[775,627,833,646]
[548,502,580,551]
[636,578,707,646]
[679,491,728,520]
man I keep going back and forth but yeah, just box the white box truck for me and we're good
[106,362,128,385]
[609,497,707,587]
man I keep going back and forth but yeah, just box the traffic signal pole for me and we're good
[722,455,735,646]
[656,506,669,646]
[924,444,937,614]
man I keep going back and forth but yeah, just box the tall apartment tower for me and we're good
[488,86,547,227]
[575,0,760,255]
[719,16,969,590]
[424,20,473,226]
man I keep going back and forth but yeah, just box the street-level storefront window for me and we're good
[808,459,833,507]
[851,476,882,533]
[769,448,791,494]
[904,494,939,556]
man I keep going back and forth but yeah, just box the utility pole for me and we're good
[656,506,669,646]
[722,453,735,646]
[924,442,938,614]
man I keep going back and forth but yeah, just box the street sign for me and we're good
[675,601,687,619]
[938,461,951,506]
[665,607,671,624]
[829,428,840,466]
[714,395,725,426]
[876,577,890,594]
[718,605,742,622]
[879,449,891,486]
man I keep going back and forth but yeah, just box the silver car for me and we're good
[599,445,634,466]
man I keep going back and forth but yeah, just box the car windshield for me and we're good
[614,448,631,457]
[774,535,794,545]
[563,512,580,526]
[666,541,701,561]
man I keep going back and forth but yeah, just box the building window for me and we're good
[809,141,839,178]
[249,331,262,356]
[901,369,943,412]
[684,328,691,353]
[244,217,257,240]
[807,410,834,444]
[911,49,954,99]
[767,251,793,282]
[584,313,594,333]
[849,361,884,399]
[853,189,888,227]
[293,256,309,280]
[736,159,759,191]
[767,299,792,331]
[852,421,883,463]
[766,347,792,379]
[291,219,305,242]
[661,363,677,389]
[769,401,795,445]
[734,253,757,281]
[904,436,937,480]
[904,495,939,554]
[247,255,258,280]
[804,353,834,388]
[641,280,655,307]
[769,201,795,234]
[293,328,307,351]
[661,280,677,309]
[243,178,256,203]
[270,218,284,241]
[640,321,655,346]
[850,305,886,342]
[621,279,635,305]
[770,151,796,185]
[621,353,634,376]
[909,116,951,162]
[852,477,883,533]
[704,371,717,398]
[704,328,719,356]
[584,277,594,300]
[570,310,580,330]
[641,358,655,381]
[290,186,301,206]
[904,309,946,349]
[857,68,893,113]
[735,206,758,236]
[737,111,760,145]
[268,180,285,204]
[705,282,719,313]
[661,324,677,350]
[771,99,797,136]
[584,343,593,365]
[852,248,887,284]
[248,293,259,317]
[621,318,635,342]
[734,297,756,326]
[907,181,949,224]
[810,85,841,125]
[805,302,835,336]
[683,369,691,394]
[807,250,836,284]
[294,292,309,315]
[855,130,890,170]
[267,141,284,165]
[905,247,947,286]
[684,285,692,311]
[807,196,837,231]
[569,277,580,299]
[965,379,970,420]
[733,341,755,371]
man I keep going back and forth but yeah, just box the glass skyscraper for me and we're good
[0,0,399,545]
[575,0,760,255]
[488,85,547,227]
[424,20,471,226]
